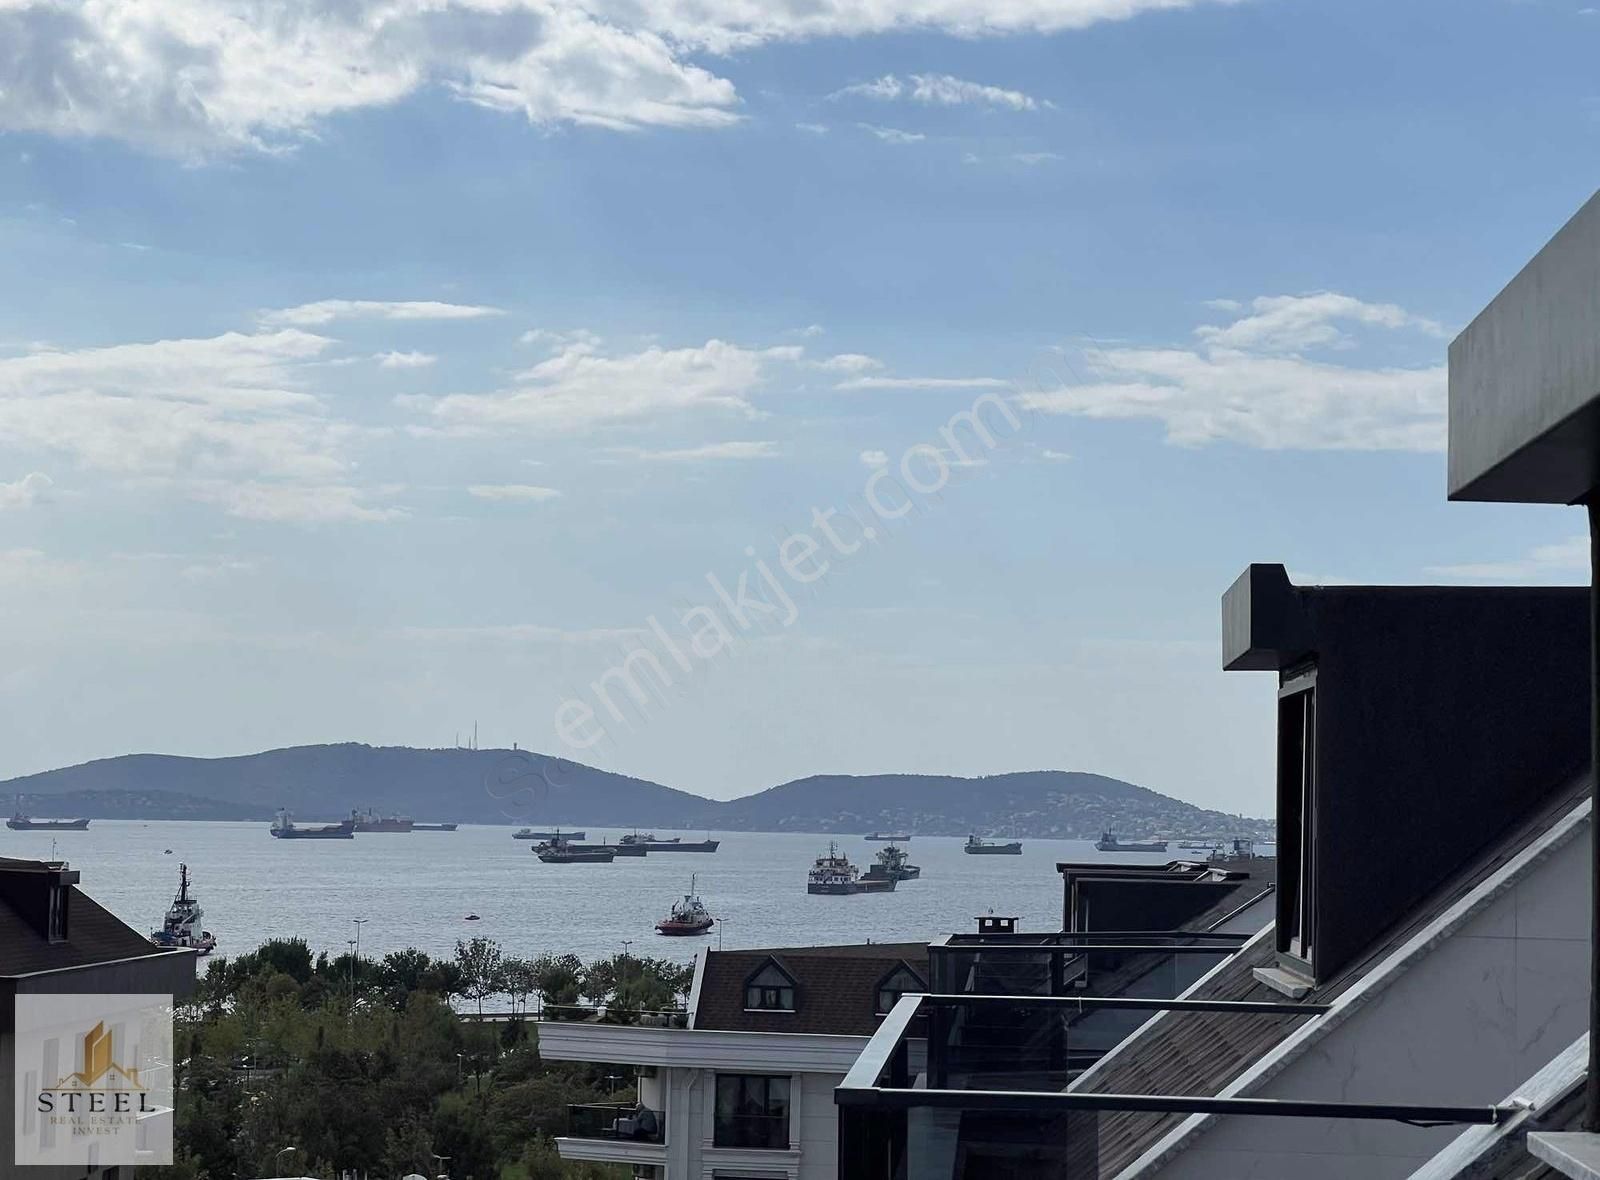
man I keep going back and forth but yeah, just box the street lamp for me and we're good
[353,917,368,959]
[619,940,634,1013]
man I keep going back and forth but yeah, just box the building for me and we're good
[835,566,1591,1178]
[537,942,931,1180]
[1,855,198,1180]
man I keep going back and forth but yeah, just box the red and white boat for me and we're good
[655,875,714,936]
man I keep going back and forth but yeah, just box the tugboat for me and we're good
[964,834,1023,855]
[655,875,715,935]
[514,829,585,840]
[534,834,614,863]
[1095,831,1169,853]
[807,843,895,894]
[619,832,721,853]
[353,808,414,833]
[862,843,921,883]
[7,798,90,831]
[865,832,911,842]
[150,863,217,955]
[269,809,356,839]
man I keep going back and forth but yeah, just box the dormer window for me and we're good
[744,960,797,1011]
[47,881,68,942]
[1276,668,1316,977]
[874,963,926,1015]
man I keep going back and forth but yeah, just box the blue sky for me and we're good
[0,0,1596,813]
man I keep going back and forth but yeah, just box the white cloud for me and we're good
[1426,536,1588,582]
[1020,292,1449,452]
[261,300,503,327]
[609,440,779,461]
[1036,448,1071,461]
[421,337,801,432]
[0,0,1207,156]
[466,483,564,501]
[795,121,829,134]
[836,374,1010,390]
[1195,292,1446,353]
[858,123,925,143]
[1012,150,1061,164]
[859,449,889,466]
[375,350,438,369]
[816,353,883,372]
[0,472,52,510]
[193,482,406,523]
[834,73,1044,110]
[0,329,349,478]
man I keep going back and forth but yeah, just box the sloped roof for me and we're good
[0,857,178,977]
[1074,773,1590,1178]
[693,943,929,1036]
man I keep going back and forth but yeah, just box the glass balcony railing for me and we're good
[835,993,1515,1180]
[713,1112,790,1150]
[565,1103,666,1143]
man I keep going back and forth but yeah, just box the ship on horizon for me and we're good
[808,842,895,894]
[269,809,356,840]
[6,798,89,831]
[354,808,414,833]
[1095,831,1169,853]
[964,834,1022,855]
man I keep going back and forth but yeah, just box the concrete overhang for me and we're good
[1221,563,1311,672]
[1449,188,1600,503]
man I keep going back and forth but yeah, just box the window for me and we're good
[743,960,796,1011]
[47,884,67,943]
[874,963,926,1015]
[1276,670,1316,973]
[713,1074,791,1150]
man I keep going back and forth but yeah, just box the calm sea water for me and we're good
[5,822,1185,967]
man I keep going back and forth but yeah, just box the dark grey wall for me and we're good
[1299,586,1586,979]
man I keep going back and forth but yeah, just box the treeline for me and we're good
[152,937,692,1180]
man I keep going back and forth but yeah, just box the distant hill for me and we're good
[694,771,1272,841]
[1,745,1271,840]
[0,744,707,827]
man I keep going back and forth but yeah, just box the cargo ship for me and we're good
[513,829,585,840]
[619,832,720,853]
[1095,832,1169,853]
[807,843,895,894]
[865,832,910,842]
[270,809,356,839]
[862,843,921,883]
[150,863,217,955]
[6,810,90,831]
[534,833,614,863]
[413,822,458,831]
[354,809,414,833]
[964,834,1023,855]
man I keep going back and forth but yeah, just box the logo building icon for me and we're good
[53,1022,146,1091]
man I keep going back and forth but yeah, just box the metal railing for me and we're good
[566,1103,666,1144]
[539,1003,689,1027]
[834,993,1517,1180]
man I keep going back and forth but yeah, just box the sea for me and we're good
[8,822,1200,967]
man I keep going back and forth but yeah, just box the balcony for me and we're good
[566,1103,665,1143]
[835,993,1517,1179]
[557,1103,668,1169]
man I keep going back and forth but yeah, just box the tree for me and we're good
[530,953,584,1011]
[454,937,505,1020]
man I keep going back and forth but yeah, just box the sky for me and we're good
[0,0,1597,816]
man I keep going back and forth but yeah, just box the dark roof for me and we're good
[694,943,929,1036]
[1077,773,1590,1177]
[0,856,178,977]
